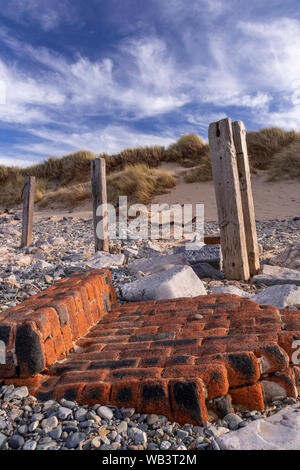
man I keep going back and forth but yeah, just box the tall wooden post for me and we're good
[208,118,250,280]
[232,121,260,276]
[21,176,35,248]
[91,158,109,252]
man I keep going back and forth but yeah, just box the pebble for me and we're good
[66,432,86,449]
[0,216,299,450]
[97,406,113,421]
[8,435,25,449]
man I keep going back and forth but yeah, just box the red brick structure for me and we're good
[1,269,300,425]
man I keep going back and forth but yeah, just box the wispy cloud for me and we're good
[0,0,300,166]
[0,0,77,31]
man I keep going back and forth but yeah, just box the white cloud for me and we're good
[0,0,76,31]
[2,3,300,167]
[2,125,176,167]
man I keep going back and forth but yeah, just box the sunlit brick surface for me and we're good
[1,270,300,425]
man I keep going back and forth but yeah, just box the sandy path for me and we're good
[19,165,299,222]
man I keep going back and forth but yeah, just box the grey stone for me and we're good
[210,285,252,298]
[147,442,159,450]
[97,406,113,421]
[206,425,229,438]
[121,265,207,301]
[60,400,76,409]
[160,440,172,450]
[31,413,44,422]
[9,434,25,449]
[75,407,88,422]
[82,251,125,269]
[270,242,300,270]
[211,438,221,450]
[28,421,39,432]
[190,262,224,279]
[175,243,221,269]
[117,421,128,434]
[23,440,37,450]
[49,426,62,440]
[253,284,300,308]
[176,429,189,439]
[91,436,102,449]
[4,386,29,401]
[57,406,73,420]
[213,394,233,418]
[128,253,187,276]
[0,418,6,430]
[128,427,147,445]
[147,414,159,426]
[41,416,58,430]
[66,432,86,449]
[222,413,243,430]
[252,265,300,286]
[217,406,300,450]
[18,424,28,435]
[0,432,7,449]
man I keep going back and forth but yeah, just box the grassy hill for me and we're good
[1,128,300,208]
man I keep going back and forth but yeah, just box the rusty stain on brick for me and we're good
[1,269,300,425]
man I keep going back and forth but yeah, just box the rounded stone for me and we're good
[9,435,25,449]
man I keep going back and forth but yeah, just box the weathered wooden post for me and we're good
[232,121,260,276]
[91,158,109,253]
[21,176,35,248]
[208,118,250,280]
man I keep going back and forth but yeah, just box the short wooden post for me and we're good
[232,121,260,276]
[21,176,35,248]
[208,118,250,280]
[91,158,109,252]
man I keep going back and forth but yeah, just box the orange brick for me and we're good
[169,379,208,426]
[230,383,264,411]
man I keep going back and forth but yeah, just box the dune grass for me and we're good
[246,127,300,170]
[1,128,300,208]
[268,140,300,180]
[108,164,177,205]
[36,164,176,208]
[183,158,212,183]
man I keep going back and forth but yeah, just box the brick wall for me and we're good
[1,271,300,425]
[0,269,116,379]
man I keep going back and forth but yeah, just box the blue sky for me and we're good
[1,0,300,167]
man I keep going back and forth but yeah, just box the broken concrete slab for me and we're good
[128,253,187,276]
[252,284,300,308]
[216,405,300,450]
[270,242,300,270]
[210,285,252,298]
[174,244,222,270]
[80,251,125,269]
[190,262,224,280]
[252,265,300,286]
[121,265,207,301]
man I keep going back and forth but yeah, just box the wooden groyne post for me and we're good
[208,118,260,280]
[91,157,109,252]
[21,176,35,248]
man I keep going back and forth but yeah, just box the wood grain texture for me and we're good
[232,120,260,276]
[208,118,250,280]
[91,158,109,252]
[21,176,35,248]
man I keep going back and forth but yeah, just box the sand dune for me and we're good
[30,164,299,222]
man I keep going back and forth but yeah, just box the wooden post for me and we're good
[208,118,250,280]
[21,176,35,248]
[232,121,260,276]
[91,158,109,252]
